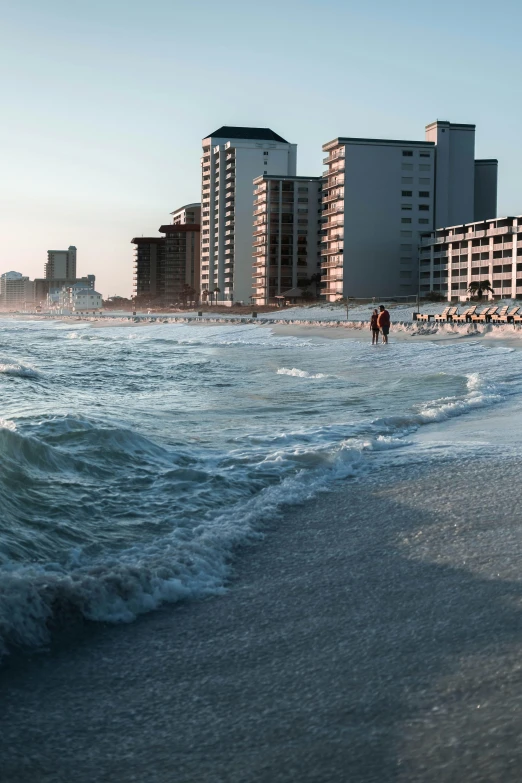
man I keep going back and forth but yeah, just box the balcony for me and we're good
[322,150,345,165]
[322,205,344,217]
[323,177,345,190]
[323,166,345,177]
[323,190,344,205]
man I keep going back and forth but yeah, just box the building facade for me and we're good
[321,121,498,302]
[200,126,297,303]
[35,275,95,306]
[46,246,77,280]
[251,175,322,305]
[51,283,103,314]
[0,272,33,309]
[132,238,165,302]
[132,205,201,304]
[419,216,522,301]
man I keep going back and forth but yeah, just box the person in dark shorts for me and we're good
[370,309,380,344]
[377,305,390,344]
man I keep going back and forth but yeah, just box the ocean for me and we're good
[0,316,519,660]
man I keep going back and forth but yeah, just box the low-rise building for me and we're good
[419,215,522,301]
[49,283,102,314]
[252,175,323,305]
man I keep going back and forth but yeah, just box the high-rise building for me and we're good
[251,175,323,305]
[45,246,77,280]
[200,126,297,303]
[161,203,201,295]
[0,272,34,309]
[321,121,498,301]
[132,204,201,304]
[131,238,165,302]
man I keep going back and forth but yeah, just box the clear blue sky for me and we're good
[2,0,521,297]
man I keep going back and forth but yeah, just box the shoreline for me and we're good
[3,454,522,781]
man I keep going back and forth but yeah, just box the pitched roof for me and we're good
[205,126,288,143]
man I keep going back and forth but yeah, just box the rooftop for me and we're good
[205,126,288,143]
[323,136,434,151]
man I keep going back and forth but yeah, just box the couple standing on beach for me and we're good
[370,305,390,345]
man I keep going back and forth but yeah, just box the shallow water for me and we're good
[0,318,520,659]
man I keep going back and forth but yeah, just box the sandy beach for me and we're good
[3,449,522,782]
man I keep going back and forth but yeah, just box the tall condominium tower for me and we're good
[45,246,77,280]
[321,121,498,301]
[200,126,297,303]
[252,175,323,305]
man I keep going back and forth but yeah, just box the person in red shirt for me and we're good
[377,305,390,344]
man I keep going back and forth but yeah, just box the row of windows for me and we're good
[402,204,430,211]
[402,150,431,158]
[402,190,430,198]
[401,218,430,225]
[402,164,431,172]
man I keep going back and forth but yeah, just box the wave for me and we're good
[0,363,39,378]
[277,367,328,379]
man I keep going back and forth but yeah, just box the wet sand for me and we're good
[2,455,522,782]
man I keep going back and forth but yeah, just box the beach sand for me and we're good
[2,453,522,782]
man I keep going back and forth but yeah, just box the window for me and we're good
[402,204,412,211]
[419,191,430,198]
[400,231,412,237]
[298,198,308,203]
[263,152,268,156]
[420,152,430,158]
[400,271,412,278]
[419,205,430,211]
[401,218,412,224]
[402,151,413,157]
[400,244,412,250]
[419,178,430,185]
[400,257,412,264]
[419,164,431,171]
[402,164,413,171]
[419,219,430,225]
[402,190,412,197]
[402,177,413,184]
[298,187,308,192]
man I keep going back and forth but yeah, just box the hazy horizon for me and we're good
[2,0,522,298]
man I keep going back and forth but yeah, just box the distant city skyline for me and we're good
[2,0,522,297]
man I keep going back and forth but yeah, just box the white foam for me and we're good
[277,367,327,379]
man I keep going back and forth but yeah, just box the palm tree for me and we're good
[201,289,209,304]
[468,280,494,300]
[214,287,221,304]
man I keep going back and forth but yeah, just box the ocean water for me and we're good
[1,317,521,660]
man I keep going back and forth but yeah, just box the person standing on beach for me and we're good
[377,305,390,344]
[370,309,380,345]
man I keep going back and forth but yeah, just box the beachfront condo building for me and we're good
[0,271,34,310]
[321,121,498,302]
[251,175,323,305]
[132,204,201,304]
[419,215,522,301]
[200,126,297,303]
[45,246,77,280]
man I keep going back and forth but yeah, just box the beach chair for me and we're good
[504,306,520,323]
[474,306,498,323]
[434,306,457,322]
[452,305,477,323]
[433,306,450,322]
[415,313,432,322]
[470,306,492,322]
[511,309,522,325]
[490,306,509,323]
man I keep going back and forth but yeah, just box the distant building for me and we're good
[46,246,77,280]
[35,275,95,306]
[50,282,102,315]
[419,215,522,301]
[252,175,323,305]
[132,205,201,304]
[201,126,297,303]
[321,121,498,301]
[0,271,34,309]
[131,238,165,303]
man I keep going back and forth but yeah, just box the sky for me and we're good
[2,0,522,298]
